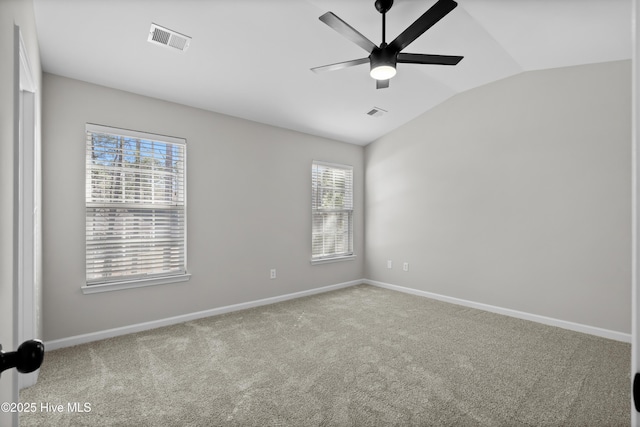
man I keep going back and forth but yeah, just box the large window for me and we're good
[311,161,354,262]
[84,124,188,292]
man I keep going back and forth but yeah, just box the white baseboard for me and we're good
[364,279,631,343]
[45,279,362,351]
[46,278,630,350]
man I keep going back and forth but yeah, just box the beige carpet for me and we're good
[21,284,630,426]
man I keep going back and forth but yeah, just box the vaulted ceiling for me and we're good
[33,0,631,145]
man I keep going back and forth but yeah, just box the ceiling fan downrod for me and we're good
[375,0,393,45]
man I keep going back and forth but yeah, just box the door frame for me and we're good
[14,25,40,392]
[632,0,639,425]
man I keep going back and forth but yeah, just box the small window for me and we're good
[84,124,188,292]
[311,161,354,263]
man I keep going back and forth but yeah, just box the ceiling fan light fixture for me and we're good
[370,64,396,80]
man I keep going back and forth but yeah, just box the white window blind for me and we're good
[85,124,187,286]
[312,161,353,261]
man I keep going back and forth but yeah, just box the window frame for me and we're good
[82,123,190,294]
[311,160,355,264]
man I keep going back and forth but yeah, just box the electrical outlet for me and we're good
[403,262,409,272]
[387,260,393,269]
[270,269,277,279]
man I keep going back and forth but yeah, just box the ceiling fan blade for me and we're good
[389,0,457,53]
[319,12,377,53]
[397,53,463,66]
[311,58,369,73]
[376,79,389,89]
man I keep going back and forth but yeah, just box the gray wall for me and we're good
[43,60,631,341]
[365,60,631,334]
[42,74,364,341]
[0,0,42,424]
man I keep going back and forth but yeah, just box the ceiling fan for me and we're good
[311,0,463,89]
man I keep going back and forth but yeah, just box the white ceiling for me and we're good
[33,0,631,145]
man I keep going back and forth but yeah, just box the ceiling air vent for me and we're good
[148,23,191,52]
[366,107,387,118]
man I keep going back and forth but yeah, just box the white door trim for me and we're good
[15,26,40,392]
[632,0,639,425]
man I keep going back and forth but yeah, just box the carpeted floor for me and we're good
[20,284,630,426]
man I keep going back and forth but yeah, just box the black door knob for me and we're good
[0,339,45,376]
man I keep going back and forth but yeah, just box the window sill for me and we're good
[82,273,191,294]
[310,255,356,265]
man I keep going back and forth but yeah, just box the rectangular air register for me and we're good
[148,23,191,52]
[367,107,387,118]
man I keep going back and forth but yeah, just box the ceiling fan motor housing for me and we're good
[370,45,397,78]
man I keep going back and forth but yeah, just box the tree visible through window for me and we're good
[85,124,186,285]
[312,161,353,261]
